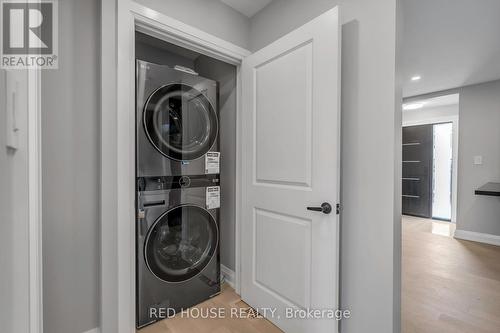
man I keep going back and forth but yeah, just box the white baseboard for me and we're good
[221,264,235,288]
[82,328,100,333]
[454,229,500,247]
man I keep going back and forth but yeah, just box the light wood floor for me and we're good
[137,283,283,333]
[402,215,500,333]
[139,216,500,333]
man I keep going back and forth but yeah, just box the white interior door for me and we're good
[241,7,341,333]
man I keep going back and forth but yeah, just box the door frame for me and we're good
[27,69,43,333]
[100,2,250,332]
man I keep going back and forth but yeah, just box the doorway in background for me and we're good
[402,93,459,222]
[402,122,454,221]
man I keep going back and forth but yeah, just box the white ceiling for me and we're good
[402,0,500,97]
[220,0,272,17]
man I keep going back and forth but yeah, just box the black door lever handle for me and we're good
[307,202,332,214]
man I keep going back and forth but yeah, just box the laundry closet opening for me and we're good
[135,31,238,329]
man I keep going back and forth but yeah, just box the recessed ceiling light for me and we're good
[403,103,425,111]
[411,75,421,81]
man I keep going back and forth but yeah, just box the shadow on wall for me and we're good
[339,18,359,333]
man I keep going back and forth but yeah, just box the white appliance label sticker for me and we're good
[206,186,220,209]
[205,152,220,174]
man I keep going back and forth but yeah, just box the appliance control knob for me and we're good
[179,176,191,188]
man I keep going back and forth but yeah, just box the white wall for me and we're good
[134,0,251,49]
[0,70,30,333]
[457,80,500,236]
[250,1,401,332]
[41,0,100,332]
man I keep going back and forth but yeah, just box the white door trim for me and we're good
[100,2,251,332]
[27,69,43,333]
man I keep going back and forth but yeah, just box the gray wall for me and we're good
[0,70,9,333]
[250,1,401,332]
[41,0,100,332]
[0,70,30,333]
[250,0,339,51]
[195,55,238,271]
[457,80,500,236]
[134,0,251,49]
[0,71,7,228]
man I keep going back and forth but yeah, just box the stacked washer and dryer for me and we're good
[136,60,221,328]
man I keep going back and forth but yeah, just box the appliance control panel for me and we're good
[137,175,219,192]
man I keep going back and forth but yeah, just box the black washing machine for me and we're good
[136,60,220,178]
[136,175,221,328]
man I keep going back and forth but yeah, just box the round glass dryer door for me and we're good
[143,83,218,161]
[145,205,218,283]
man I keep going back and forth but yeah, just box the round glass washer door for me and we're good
[145,205,218,283]
[143,83,218,161]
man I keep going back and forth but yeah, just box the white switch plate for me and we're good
[473,156,483,165]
